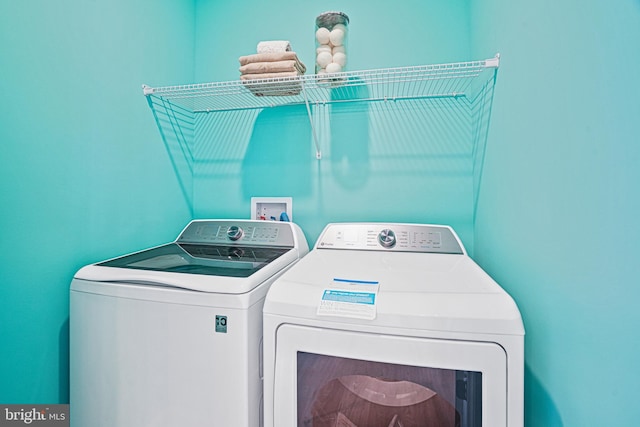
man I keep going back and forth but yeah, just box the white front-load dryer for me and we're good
[263,222,524,427]
[70,220,308,427]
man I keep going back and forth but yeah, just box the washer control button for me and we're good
[227,225,244,241]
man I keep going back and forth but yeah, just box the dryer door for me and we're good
[272,324,507,427]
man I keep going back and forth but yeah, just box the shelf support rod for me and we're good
[300,81,322,160]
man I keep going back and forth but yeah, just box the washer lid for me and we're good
[72,219,309,293]
[97,243,291,278]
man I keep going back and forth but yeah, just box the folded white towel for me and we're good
[257,40,291,54]
[239,51,303,66]
[239,59,306,75]
[240,71,299,81]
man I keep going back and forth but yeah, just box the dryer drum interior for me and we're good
[297,352,482,427]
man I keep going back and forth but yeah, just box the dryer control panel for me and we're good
[315,223,465,254]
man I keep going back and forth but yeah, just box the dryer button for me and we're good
[378,229,396,248]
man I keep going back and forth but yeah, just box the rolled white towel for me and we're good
[257,40,291,54]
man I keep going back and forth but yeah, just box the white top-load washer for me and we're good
[263,223,524,427]
[70,219,308,427]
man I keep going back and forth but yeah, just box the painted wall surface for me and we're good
[191,0,479,246]
[471,0,640,425]
[195,0,472,83]
[0,0,194,403]
[5,0,638,424]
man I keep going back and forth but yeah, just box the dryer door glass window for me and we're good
[98,243,291,277]
[297,352,482,427]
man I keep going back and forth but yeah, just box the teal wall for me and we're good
[0,0,194,403]
[2,0,639,425]
[192,0,477,244]
[194,0,472,82]
[471,0,640,425]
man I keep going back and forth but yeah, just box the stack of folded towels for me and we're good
[239,41,307,96]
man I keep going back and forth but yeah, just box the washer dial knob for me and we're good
[378,229,397,248]
[227,225,244,241]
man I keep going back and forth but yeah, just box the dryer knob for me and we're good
[227,225,244,241]
[378,229,396,248]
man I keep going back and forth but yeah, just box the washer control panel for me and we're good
[177,220,295,247]
[316,223,465,254]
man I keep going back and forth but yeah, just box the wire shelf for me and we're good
[143,55,499,114]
